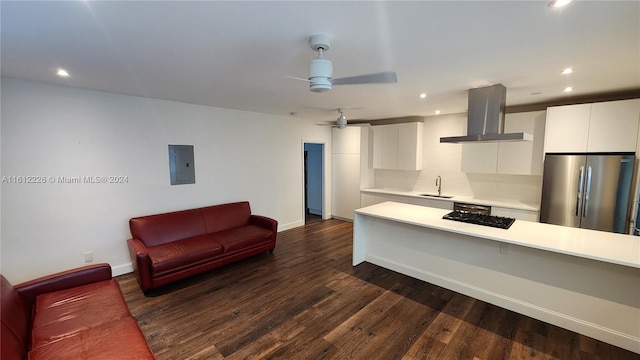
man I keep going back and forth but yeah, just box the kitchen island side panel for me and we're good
[353,214,640,354]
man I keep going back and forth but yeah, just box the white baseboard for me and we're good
[331,215,353,222]
[112,262,133,277]
[278,220,305,232]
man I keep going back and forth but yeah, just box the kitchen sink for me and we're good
[418,194,453,199]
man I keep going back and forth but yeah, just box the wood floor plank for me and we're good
[421,292,477,345]
[116,219,639,360]
[323,282,409,346]
[222,317,307,360]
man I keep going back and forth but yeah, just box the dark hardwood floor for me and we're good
[117,219,639,360]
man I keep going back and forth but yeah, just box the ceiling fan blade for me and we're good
[331,71,397,85]
[285,75,311,83]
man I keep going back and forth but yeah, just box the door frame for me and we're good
[301,140,330,222]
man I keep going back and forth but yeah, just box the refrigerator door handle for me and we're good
[584,166,592,217]
[576,165,585,217]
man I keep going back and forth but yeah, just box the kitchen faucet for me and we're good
[436,176,442,196]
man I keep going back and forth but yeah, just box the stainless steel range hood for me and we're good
[440,84,533,143]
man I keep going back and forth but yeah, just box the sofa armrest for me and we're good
[250,214,278,232]
[14,263,112,308]
[127,238,153,292]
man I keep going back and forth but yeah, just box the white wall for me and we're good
[1,78,332,283]
[374,113,543,205]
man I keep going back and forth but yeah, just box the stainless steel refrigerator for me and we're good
[540,153,635,233]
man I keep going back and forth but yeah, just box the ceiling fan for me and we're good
[317,108,366,129]
[292,33,398,92]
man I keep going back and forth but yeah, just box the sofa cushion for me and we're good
[148,235,224,275]
[208,225,273,253]
[201,201,252,233]
[130,209,207,247]
[31,279,131,349]
[28,316,155,360]
[1,275,30,359]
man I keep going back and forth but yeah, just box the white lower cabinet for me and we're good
[492,206,539,222]
[360,193,390,207]
[423,198,454,210]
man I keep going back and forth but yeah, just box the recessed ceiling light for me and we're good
[56,68,70,77]
[563,86,573,93]
[549,0,574,8]
[419,93,427,99]
[435,110,441,115]
[562,67,573,75]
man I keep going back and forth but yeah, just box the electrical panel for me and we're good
[168,144,195,185]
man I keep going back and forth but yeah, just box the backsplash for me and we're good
[374,170,542,205]
[372,112,543,206]
[464,173,542,204]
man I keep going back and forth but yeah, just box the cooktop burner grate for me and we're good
[442,210,515,229]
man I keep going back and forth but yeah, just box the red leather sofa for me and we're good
[1,263,155,360]
[127,201,278,292]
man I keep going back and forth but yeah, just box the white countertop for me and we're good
[361,188,539,212]
[355,201,640,269]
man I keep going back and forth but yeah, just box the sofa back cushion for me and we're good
[1,275,30,359]
[202,201,252,233]
[130,209,207,247]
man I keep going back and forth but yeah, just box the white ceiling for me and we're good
[2,1,639,123]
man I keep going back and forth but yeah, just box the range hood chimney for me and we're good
[440,84,532,143]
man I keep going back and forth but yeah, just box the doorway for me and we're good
[304,143,324,223]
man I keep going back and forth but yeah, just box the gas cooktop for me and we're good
[442,211,515,229]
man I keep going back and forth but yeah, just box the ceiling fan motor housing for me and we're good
[309,58,333,92]
[336,113,347,128]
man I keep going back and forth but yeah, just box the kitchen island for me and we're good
[353,201,640,353]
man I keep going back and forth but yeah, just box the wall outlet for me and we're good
[83,251,93,263]
[499,243,509,255]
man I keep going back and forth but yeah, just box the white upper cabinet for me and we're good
[461,143,498,173]
[397,122,424,170]
[545,99,640,153]
[587,99,639,152]
[544,104,590,153]
[373,122,423,170]
[461,111,545,175]
[381,124,399,169]
[497,111,546,175]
